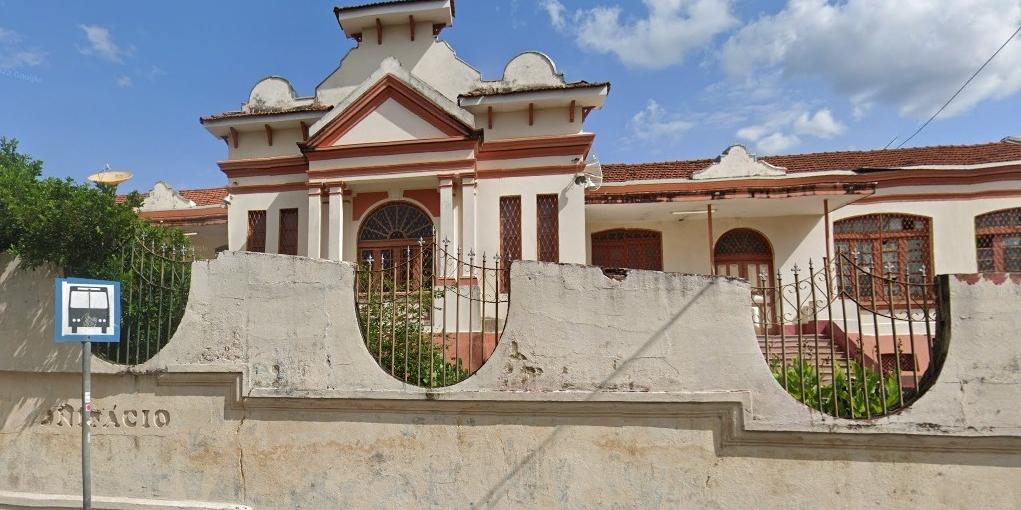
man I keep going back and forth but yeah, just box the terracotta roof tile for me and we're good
[603,141,1021,182]
[200,103,332,123]
[116,187,228,207]
[335,0,455,16]
[460,81,611,98]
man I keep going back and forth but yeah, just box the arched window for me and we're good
[975,208,1021,272]
[591,229,663,271]
[834,214,933,282]
[714,228,773,282]
[358,201,434,275]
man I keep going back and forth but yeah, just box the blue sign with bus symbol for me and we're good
[54,278,121,343]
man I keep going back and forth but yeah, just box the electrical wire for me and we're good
[895,22,1021,149]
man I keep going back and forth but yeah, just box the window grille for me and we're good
[536,194,559,262]
[499,196,522,289]
[833,214,933,299]
[975,208,1021,272]
[278,208,299,255]
[246,210,267,253]
[357,201,434,287]
[359,201,434,242]
[591,229,663,271]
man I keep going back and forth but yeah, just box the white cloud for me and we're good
[539,0,567,29]
[147,65,166,80]
[627,99,695,143]
[0,27,46,70]
[78,24,132,63]
[721,0,1021,118]
[736,107,844,153]
[756,132,800,153]
[560,0,738,70]
[116,75,133,88]
[793,108,844,138]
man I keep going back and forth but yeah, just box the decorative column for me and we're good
[438,175,456,278]
[327,185,345,261]
[460,176,477,258]
[707,204,715,275]
[307,187,322,258]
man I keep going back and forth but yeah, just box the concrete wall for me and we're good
[2,253,1020,509]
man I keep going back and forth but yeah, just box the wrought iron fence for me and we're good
[92,233,194,365]
[752,252,944,419]
[354,239,510,387]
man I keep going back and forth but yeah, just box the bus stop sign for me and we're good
[54,278,121,343]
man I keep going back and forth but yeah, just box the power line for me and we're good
[895,22,1021,149]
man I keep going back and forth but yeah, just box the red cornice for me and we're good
[589,166,1021,199]
[227,182,309,195]
[476,164,581,179]
[304,137,477,161]
[586,183,876,205]
[477,133,595,161]
[856,188,1021,204]
[140,208,228,226]
[218,155,309,178]
[304,74,474,148]
[308,159,475,179]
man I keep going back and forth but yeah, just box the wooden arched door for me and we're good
[714,228,774,283]
[358,201,434,280]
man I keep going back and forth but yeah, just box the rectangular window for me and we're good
[536,194,559,262]
[278,208,299,255]
[247,210,267,253]
[499,196,522,289]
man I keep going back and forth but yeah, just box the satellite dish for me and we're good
[581,154,603,191]
[87,164,134,187]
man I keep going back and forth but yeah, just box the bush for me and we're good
[357,271,470,387]
[771,357,902,418]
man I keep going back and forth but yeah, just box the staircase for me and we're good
[758,333,851,384]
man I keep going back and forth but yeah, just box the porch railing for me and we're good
[354,239,510,387]
[752,252,944,419]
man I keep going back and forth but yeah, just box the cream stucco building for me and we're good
[191,0,1021,285]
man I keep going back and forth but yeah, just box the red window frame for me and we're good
[278,208,299,255]
[246,210,267,253]
[591,229,663,271]
[975,208,1021,273]
[536,194,559,263]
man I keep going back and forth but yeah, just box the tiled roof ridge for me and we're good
[604,140,1017,169]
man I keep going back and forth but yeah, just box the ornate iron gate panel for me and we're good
[355,239,510,387]
[753,252,944,419]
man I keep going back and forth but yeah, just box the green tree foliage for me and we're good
[0,137,193,364]
[357,271,470,387]
[771,357,902,419]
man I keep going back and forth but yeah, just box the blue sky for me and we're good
[1,0,1020,193]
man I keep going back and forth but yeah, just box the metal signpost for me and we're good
[54,278,121,510]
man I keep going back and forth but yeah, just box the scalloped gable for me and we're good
[140,181,196,211]
[305,59,475,148]
[691,145,787,180]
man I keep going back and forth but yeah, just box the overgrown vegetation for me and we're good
[357,271,470,387]
[771,357,903,418]
[0,137,192,364]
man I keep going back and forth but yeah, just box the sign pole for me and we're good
[82,338,92,510]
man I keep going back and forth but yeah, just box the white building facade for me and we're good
[201,0,1021,283]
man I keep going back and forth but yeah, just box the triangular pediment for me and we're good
[306,66,474,149]
[692,145,787,180]
[331,97,449,146]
